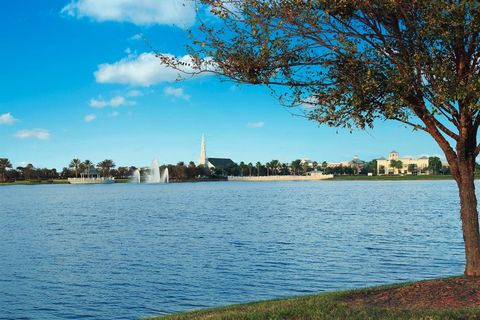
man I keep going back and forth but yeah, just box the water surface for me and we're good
[0,181,465,319]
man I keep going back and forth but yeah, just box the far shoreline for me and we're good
[0,174,465,186]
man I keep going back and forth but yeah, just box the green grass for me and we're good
[0,179,69,185]
[147,279,480,320]
[330,174,454,181]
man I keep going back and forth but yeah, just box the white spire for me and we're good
[199,133,207,166]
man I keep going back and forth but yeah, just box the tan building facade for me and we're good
[377,151,430,175]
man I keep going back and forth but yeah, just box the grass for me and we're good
[147,279,480,320]
[0,179,69,185]
[330,174,454,181]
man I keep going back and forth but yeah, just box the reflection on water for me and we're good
[0,181,465,319]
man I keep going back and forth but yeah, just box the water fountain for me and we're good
[146,159,161,183]
[161,167,169,183]
[132,169,141,183]
[130,160,169,184]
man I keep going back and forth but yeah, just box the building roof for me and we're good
[208,158,235,169]
[418,156,428,159]
[377,157,386,160]
[390,150,398,153]
[350,158,365,165]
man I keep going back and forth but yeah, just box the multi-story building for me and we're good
[376,151,431,175]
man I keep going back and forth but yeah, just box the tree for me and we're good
[165,1,480,276]
[247,162,254,176]
[255,161,262,176]
[269,159,280,175]
[187,161,197,179]
[97,159,115,177]
[378,165,386,175]
[239,161,247,176]
[290,159,301,175]
[428,156,443,175]
[408,164,417,175]
[175,162,187,179]
[301,161,311,175]
[365,160,377,175]
[69,159,82,178]
[321,161,328,172]
[22,164,36,180]
[82,160,93,178]
[390,160,404,174]
[0,158,12,182]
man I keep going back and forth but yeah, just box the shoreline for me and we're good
[147,276,480,320]
[0,175,461,185]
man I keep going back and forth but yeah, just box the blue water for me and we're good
[0,181,466,319]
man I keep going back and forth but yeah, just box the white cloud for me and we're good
[247,121,265,128]
[129,33,143,41]
[15,129,50,140]
[89,95,136,108]
[0,113,18,125]
[164,86,190,100]
[94,52,214,87]
[301,95,319,109]
[84,114,97,122]
[126,89,143,97]
[62,0,196,28]
[109,111,119,117]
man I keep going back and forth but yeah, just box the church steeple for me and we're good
[199,134,207,166]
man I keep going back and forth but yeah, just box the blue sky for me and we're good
[0,0,444,169]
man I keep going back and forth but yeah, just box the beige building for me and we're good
[376,151,430,175]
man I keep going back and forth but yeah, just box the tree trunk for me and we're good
[456,159,480,277]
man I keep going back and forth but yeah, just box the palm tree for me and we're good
[265,161,271,176]
[247,163,253,176]
[69,159,82,178]
[390,159,403,174]
[321,161,328,172]
[269,160,280,175]
[291,159,301,175]
[256,162,261,176]
[97,159,116,177]
[239,161,246,176]
[82,160,93,178]
[0,158,12,182]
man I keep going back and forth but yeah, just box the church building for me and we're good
[198,134,235,170]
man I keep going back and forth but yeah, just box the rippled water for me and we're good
[0,181,467,319]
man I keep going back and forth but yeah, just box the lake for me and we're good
[0,181,466,319]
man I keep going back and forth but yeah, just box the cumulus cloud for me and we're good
[84,114,97,122]
[89,95,136,108]
[62,0,196,28]
[0,113,18,125]
[109,111,119,117]
[247,121,265,128]
[15,129,50,140]
[164,86,190,100]
[94,52,214,87]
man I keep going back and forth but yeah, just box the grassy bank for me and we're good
[0,178,228,185]
[148,277,480,320]
[0,179,69,185]
[330,174,454,181]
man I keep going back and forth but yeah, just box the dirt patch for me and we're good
[342,277,480,309]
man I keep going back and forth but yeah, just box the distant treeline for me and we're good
[0,157,459,183]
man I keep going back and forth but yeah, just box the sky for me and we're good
[0,0,445,170]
